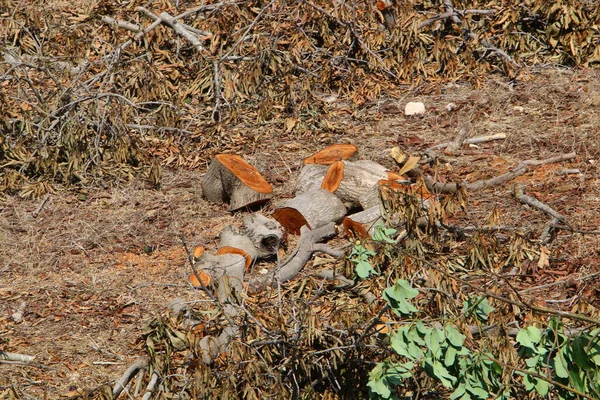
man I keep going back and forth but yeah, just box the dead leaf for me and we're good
[390,147,407,164]
[285,117,298,133]
[537,246,550,269]
[397,156,420,175]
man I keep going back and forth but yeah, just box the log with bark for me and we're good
[295,160,400,210]
[272,189,347,234]
[202,154,273,210]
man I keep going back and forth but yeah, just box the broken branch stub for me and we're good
[272,189,347,234]
[202,154,273,210]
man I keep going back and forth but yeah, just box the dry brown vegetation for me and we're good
[1,0,600,398]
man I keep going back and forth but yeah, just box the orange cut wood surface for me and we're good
[216,246,253,271]
[342,217,369,239]
[304,144,358,165]
[216,154,273,194]
[189,270,211,287]
[321,161,344,192]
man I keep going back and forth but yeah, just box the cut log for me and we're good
[296,160,396,210]
[195,253,246,283]
[304,143,358,165]
[248,223,345,292]
[272,189,347,234]
[321,161,344,192]
[219,213,284,260]
[201,154,273,210]
[295,163,328,193]
[217,246,252,271]
[343,205,383,238]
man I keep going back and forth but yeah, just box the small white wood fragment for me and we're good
[405,102,425,115]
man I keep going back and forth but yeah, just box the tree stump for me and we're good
[202,154,273,210]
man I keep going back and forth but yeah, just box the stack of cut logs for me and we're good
[195,144,427,293]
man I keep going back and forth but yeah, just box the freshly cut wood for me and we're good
[202,154,273,210]
[217,246,252,271]
[193,245,205,260]
[321,161,344,192]
[219,213,284,260]
[272,189,347,234]
[195,253,246,284]
[296,160,392,209]
[343,205,382,238]
[189,270,212,287]
[304,143,358,165]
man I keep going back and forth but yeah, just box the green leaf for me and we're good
[516,326,542,350]
[572,335,594,370]
[356,259,377,278]
[368,363,391,398]
[373,223,398,244]
[449,384,467,400]
[568,369,586,392]
[554,351,569,379]
[429,359,456,387]
[426,328,444,357]
[383,280,419,316]
[534,377,549,396]
[444,346,457,367]
[445,325,466,348]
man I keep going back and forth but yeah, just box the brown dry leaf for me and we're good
[397,156,420,176]
[537,246,550,269]
[489,156,508,167]
[285,116,298,133]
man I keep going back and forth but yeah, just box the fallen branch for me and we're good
[141,372,159,400]
[416,165,527,194]
[416,151,576,194]
[137,7,208,54]
[32,193,50,218]
[113,357,148,398]
[0,351,34,363]
[521,152,577,166]
[512,186,566,222]
[445,122,472,155]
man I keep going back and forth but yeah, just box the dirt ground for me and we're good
[1,68,600,398]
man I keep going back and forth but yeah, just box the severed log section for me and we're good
[273,189,347,234]
[304,143,358,165]
[202,154,273,210]
[343,205,382,239]
[219,213,284,262]
[249,223,345,292]
[296,160,399,210]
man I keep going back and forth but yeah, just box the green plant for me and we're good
[349,223,398,279]
[366,277,600,399]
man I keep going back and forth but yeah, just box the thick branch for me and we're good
[113,357,148,398]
